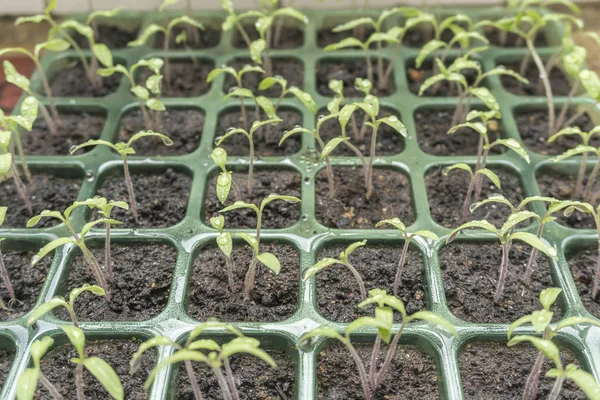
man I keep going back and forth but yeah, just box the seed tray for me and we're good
[0,6,599,399]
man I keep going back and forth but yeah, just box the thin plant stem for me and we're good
[125,74,152,129]
[351,114,360,142]
[213,366,234,400]
[494,242,510,304]
[342,141,369,193]
[583,157,600,203]
[66,304,79,328]
[575,150,588,198]
[244,256,259,299]
[0,249,15,300]
[224,358,240,400]
[369,334,380,390]
[226,257,235,294]
[518,52,531,91]
[594,235,600,300]
[554,80,579,133]
[263,29,273,76]
[526,38,555,137]
[365,51,374,83]
[548,375,565,400]
[105,223,113,282]
[347,342,371,400]
[382,42,402,88]
[377,41,384,88]
[185,360,204,400]
[235,21,253,49]
[240,98,248,130]
[12,131,31,182]
[473,148,491,203]
[10,160,32,215]
[75,363,85,400]
[524,222,544,285]
[462,175,476,221]
[314,132,335,197]
[39,373,63,400]
[38,101,58,136]
[247,135,255,197]
[344,262,367,300]
[122,156,139,223]
[163,31,172,86]
[51,21,98,89]
[522,351,544,400]
[561,110,586,130]
[365,124,379,200]
[374,321,407,390]
[33,58,61,124]
[80,244,110,302]
[358,113,369,143]
[393,239,410,296]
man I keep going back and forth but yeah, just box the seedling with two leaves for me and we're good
[327,78,373,143]
[70,131,173,223]
[219,194,301,298]
[210,147,238,205]
[132,320,276,400]
[300,289,457,400]
[507,287,600,400]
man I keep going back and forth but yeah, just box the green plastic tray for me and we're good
[1,6,600,399]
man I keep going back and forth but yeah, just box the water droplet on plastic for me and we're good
[220,64,227,69]
[304,177,310,184]
[293,124,301,129]
[229,86,239,93]
[318,115,324,120]
[226,127,235,133]
[85,171,94,182]
[69,145,78,153]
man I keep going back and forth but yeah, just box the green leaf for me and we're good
[250,39,266,64]
[548,126,583,143]
[45,0,56,14]
[273,7,308,24]
[447,220,498,243]
[216,232,233,258]
[288,87,317,114]
[250,118,283,135]
[510,232,557,259]
[412,230,440,241]
[15,96,39,130]
[579,70,600,101]
[449,122,487,136]
[15,15,47,25]
[128,130,173,148]
[324,37,365,51]
[145,350,209,390]
[159,0,180,12]
[374,306,394,343]
[366,32,399,46]
[449,31,488,48]
[331,17,375,32]
[146,99,166,112]
[84,357,124,400]
[3,60,30,92]
[146,74,162,94]
[378,115,407,137]
[442,163,473,177]
[321,137,348,158]
[0,153,10,176]
[207,66,236,83]
[415,40,446,68]
[61,325,86,357]
[508,335,561,369]
[555,316,600,332]
[539,287,562,311]
[279,127,314,147]
[16,368,39,400]
[347,316,390,337]
[69,284,105,305]
[216,172,232,204]
[328,79,343,96]
[70,139,118,154]
[187,339,221,352]
[168,16,205,32]
[27,297,68,326]
[257,252,280,274]
[220,200,257,213]
[375,217,406,233]
[210,215,225,232]
[300,326,344,345]
[255,96,278,120]
[34,39,71,57]
[131,85,150,101]
[31,237,76,266]
[60,20,94,40]
[469,87,500,113]
[87,8,123,25]
[419,72,466,96]
[410,311,458,336]
[255,16,274,37]
[235,233,259,253]
[563,46,586,79]
[487,139,530,163]
[81,218,121,238]
[130,336,176,374]
[500,211,538,236]
[338,104,358,136]
[342,240,367,260]
[358,289,406,316]
[211,147,228,169]
[223,87,254,102]
[259,76,286,91]
[187,320,243,343]
[530,309,554,333]
[128,24,165,47]
[0,207,6,227]
[303,258,340,280]
[221,337,277,368]
[508,315,534,339]
[562,364,600,400]
[447,57,482,75]
[551,145,596,162]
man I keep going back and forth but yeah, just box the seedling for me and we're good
[211,215,234,292]
[550,126,600,201]
[0,207,14,301]
[221,0,308,75]
[219,194,301,298]
[16,337,62,400]
[215,119,282,197]
[376,218,439,296]
[86,7,123,41]
[507,287,600,400]
[0,94,38,181]
[327,78,372,143]
[0,39,70,126]
[0,131,32,215]
[259,75,317,115]
[211,147,236,204]
[27,284,106,328]
[300,289,457,399]
[98,58,166,131]
[447,215,558,303]
[70,131,173,223]
[128,0,204,85]
[27,201,123,300]
[132,320,276,400]
[304,240,368,301]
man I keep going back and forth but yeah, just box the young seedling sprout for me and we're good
[211,147,237,204]
[259,74,317,114]
[0,207,15,302]
[304,240,368,301]
[300,289,457,400]
[220,194,301,298]
[327,78,372,143]
[132,319,276,400]
[211,215,234,292]
[128,0,204,85]
[507,287,600,400]
[98,58,166,131]
[215,119,282,197]
[550,126,600,202]
[70,131,173,223]
[0,130,33,215]
[16,337,63,400]
[221,0,308,75]
[27,284,105,328]
[376,218,439,296]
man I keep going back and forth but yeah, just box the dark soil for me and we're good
[223,59,303,98]
[216,109,302,156]
[536,171,596,229]
[317,26,376,48]
[408,60,479,97]
[119,108,204,156]
[459,342,584,399]
[39,340,155,400]
[0,348,14,390]
[567,247,600,318]
[316,167,414,229]
[96,169,191,228]
[484,28,547,47]
[415,109,503,156]
[26,112,105,156]
[426,167,526,228]
[138,60,213,97]
[440,242,559,324]
[315,244,425,322]
[501,63,571,96]
[0,250,51,321]
[74,24,139,49]
[319,108,404,156]
[234,24,304,49]
[203,170,301,229]
[188,243,299,322]
[56,243,176,322]
[177,350,295,399]
[316,60,393,97]
[155,26,221,49]
[0,173,82,229]
[50,62,121,97]
[318,342,439,400]
[515,110,595,155]
[402,26,457,48]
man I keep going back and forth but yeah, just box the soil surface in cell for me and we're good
[537,171,596,229]
[0,348,14,390]
[316,244,426,322]
[234,24,303,48]
[318,342,439,400]
[50,63,121,97]
[119,109,204,155]
[402,26,457,48]
[39,340,154,400]
[426,167,526,228]
[138,60,213,97]
[26,112,106,156]
[203,170,301,229]
[188,243,298,322]
[155,26,221,49]
[516,110,595,155]
[57,243,176,322]
[408,60,478,97]
[75,24,139,49]
[216,109,302,156]
[501,63,571,96]
[177,350,295,399]
[0,173,81,228]
[415,109,503,156]
[223,59,303,97]
[460,342,584,400]
[484,29,547,47]
[440,242,559,324]
[96,169,191,228]
[316,60,393,97]
[316,167,414,229]
[319,108,404,156]
[0,250,51,321]
[567,247,600,318]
